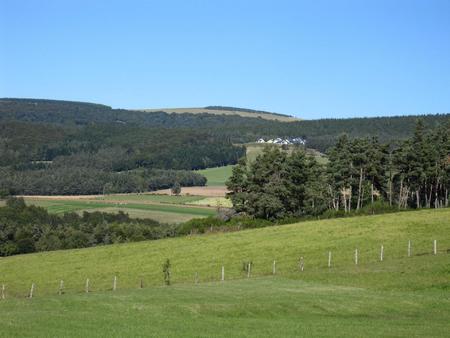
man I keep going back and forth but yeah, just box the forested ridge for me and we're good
[1,98,448,151]
[0,98,448,195]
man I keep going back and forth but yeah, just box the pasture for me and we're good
[197,165,234,186]
[1,277,449,337]
[1,208,448,294]
[0,208,449,337]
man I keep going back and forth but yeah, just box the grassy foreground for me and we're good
[1,277,449,338]
[0,209,449,337]
[1,208,449,295]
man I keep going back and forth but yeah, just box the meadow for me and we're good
[0,208,449,337]
[196,165,234,186]
[1,277,449,338]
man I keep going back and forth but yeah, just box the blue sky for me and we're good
[1,0,449,119]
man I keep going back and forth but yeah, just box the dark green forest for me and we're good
[227,121,450,219]
[1,98,448,195]
[0,197,179,256]
[1,98,448,151]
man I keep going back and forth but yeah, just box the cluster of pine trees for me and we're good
[227,121,450,220]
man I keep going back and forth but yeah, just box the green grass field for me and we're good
[197,165,234,186]
[24,197,216,223]
[1,208,449,336]
[1,276,449,338]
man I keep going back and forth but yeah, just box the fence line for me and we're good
[0,239,446,300]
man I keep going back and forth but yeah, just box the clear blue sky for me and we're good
[1,0,449,119]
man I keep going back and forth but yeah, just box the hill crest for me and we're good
[137,106,299,122]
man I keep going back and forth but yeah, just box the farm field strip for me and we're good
[92,194,205,204]
[24,199,216,216]
[186,197,232,208]
[23,195,217,223]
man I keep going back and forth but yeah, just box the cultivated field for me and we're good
[149,186,229,197]
[1,208,449,337]
[23,193,217,223]
[138,107,298,122]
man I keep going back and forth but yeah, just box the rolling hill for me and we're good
[138,106,298,122]
[0,208,449,337]
[1,98,448,197]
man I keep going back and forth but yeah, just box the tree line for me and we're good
[0,197,179,257]
[0,167,206,196]
[226,121,450,219]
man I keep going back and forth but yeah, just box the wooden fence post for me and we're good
[85,278,90,293]
[380,245,384,262]
[328,251,332,268]
[140,279,144,289]
[272,260,276,275]
[59,280,64,295]
[1,284,5,300]
[113,276,117,291]
[221,266,225,281]
[408,240,411,257]
[29,283,35,299]
[433,240,437,255]
[247,262,251,278]
[355,249,358,265]
[300,256,304,272]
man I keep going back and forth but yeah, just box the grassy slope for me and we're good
[197,165,234,186]
[1,208,449,295]
[0,208,449,337]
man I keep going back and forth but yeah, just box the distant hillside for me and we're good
[1,97,448,195]
[138,106,298,122]
[1,98,449,153]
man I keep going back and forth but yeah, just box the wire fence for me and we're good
[1,238,448,300]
